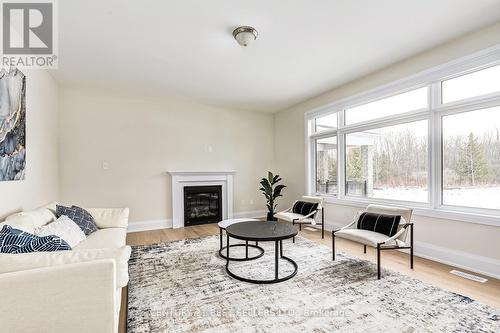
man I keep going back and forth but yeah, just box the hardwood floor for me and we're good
[119,223,500,332]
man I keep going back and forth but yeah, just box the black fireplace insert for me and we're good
[184,185,222,226]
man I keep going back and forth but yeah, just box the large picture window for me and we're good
[314,113,337,133]
[316,137,337,195]
[442,107,500,210]
[345,121,428,202]
[345,87,428,125]
[442,64,500,104]
[306,53,500,221]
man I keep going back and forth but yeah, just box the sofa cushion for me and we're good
[85,208,129,229]
[0,225,71,254]
[3,206,57,233]
[56,205,98,236]
[73,228,127,250]
[335,229,404,247]
[34,216,86,248]
[0,246,131,288]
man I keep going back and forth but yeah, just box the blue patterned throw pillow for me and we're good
[0,225,71,254]
[56,205,98,236]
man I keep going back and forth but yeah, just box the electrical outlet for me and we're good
[102,162,109,170]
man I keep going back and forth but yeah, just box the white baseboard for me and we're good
[127,210,266,233]
[324,221,500,280]
[413,241,500,280]
[233,210,267,219]
[128,219,172,233]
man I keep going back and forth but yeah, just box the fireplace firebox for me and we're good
[183,185,222,226]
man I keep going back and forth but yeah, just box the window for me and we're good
[345,121,428,202]
[442,107,500,210]
[345,87,428,125]
[442,64,500,104]
[307,51,500,222]
[316,137,337,195]
[314,113,337,132]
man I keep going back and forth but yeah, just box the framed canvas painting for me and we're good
[0,68,26,181]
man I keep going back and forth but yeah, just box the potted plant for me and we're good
[259,171,286,221]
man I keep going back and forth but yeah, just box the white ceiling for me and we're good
[52,0,500,112]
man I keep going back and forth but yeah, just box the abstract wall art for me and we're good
[0,68,26,181]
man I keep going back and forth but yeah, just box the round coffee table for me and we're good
[218,218,264,261]
[225,221,298,284]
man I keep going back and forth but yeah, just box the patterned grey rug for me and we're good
[127,236,499,333]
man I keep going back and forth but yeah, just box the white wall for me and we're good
[274,23,500,277]
[0,70,60,219]
[59,88,274,224]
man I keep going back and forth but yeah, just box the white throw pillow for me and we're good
[34,216,86,248]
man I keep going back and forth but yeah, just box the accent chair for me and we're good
[274,195,325,241]
[332,204,414,279]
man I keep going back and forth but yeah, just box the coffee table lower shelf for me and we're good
[224,236,298,284]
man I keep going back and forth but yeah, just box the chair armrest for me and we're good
[333,220,357,233]
[378,223,413,246]
[0,260,116,333]
[295,209,319,221]
[276,206,293,214]
[86,208,129,229]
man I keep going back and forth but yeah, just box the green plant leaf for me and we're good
[261,181,272,194]
[273,184,287,198]
[268,171,274,184]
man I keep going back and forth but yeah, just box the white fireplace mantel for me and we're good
[168,171,235,228]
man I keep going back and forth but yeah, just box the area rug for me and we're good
[127,236,499,333]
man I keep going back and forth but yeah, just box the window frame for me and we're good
[304,44,500,226]
[314,135,339,196]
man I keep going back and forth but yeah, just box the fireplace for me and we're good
[168,170,234,228]
[183,185,223,226]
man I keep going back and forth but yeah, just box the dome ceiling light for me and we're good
[232,26,258,47]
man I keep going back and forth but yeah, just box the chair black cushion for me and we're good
[292,201,319,217]
[357,212,401,237]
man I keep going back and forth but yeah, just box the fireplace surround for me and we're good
[168,171,235,228]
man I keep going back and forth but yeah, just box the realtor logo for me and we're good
[1,0,58,68]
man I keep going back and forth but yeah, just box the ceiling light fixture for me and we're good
[233,26,258,47]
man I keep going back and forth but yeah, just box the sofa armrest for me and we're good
[0,246,131,288]
[0,260,116,333]
[86,208,129,229]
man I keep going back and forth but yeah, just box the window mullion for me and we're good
[430,82,442,209]
[338,111,346,199]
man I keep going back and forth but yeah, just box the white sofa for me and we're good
[0,202,131,333]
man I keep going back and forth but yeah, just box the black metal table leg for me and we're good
[245,240,249,259]
[332,231,336,261]
[219,228,223,251]
[275,240,279,279]
[226,234,230,268]
[280,240,283,257]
